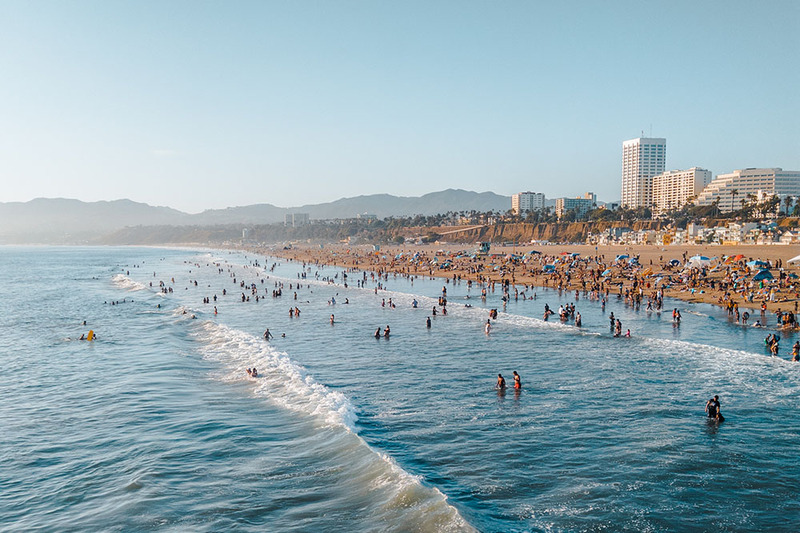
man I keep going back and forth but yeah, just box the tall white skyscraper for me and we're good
[621,137,666,209]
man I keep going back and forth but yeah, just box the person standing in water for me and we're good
[513,371,521,389]
[496,374,506,389]
[705,395,723,421]
[426,316,432,328]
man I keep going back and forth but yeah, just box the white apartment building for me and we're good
[652,167,712,214]
[694,168,800,213]
[284,213,310,227]
[511,191,546,214]
[621,137,666,209]
[555,192,596,218]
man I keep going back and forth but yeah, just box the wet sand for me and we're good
[257,242,800,316]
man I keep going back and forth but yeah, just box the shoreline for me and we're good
[251,242,800,322]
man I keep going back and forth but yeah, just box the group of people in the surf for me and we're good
[495,371,521,392]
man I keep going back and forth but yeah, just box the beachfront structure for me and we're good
[651,167,712,214]
[694,168,800,213]
[511,191,546,214]
[284,213,310,227]
[555,192,596,219]
[621,137,667,209]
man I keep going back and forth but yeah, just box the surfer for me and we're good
[496,374,506,389]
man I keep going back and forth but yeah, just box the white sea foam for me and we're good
[190,319,475,532]
[195,321,357,430]
[111,273,148,292]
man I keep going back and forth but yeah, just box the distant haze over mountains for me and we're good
[0,189,512,244]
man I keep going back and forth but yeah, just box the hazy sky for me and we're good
[1,1,797,213]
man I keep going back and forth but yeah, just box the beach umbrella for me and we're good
[788,273,799,279]
[689,255,710,261]
[669,259,681,266]
[571,252,580,257]
[788,254,800,264]
[529,250,541,254]
[753,269,774,281]
[615,254,629,260]
[746,260,769,268]
[601,269,612,276]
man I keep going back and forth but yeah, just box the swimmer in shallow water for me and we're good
[513,371,521,389]
[496,374,506,389]
[705,395,723,421]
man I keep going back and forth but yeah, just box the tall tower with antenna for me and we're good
[621,136,666,209]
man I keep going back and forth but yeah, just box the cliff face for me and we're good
[431,221,667,243]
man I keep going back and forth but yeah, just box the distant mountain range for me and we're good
[0,189,511,244]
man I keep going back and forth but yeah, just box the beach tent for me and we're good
[687,255,713,267]
[753,269,774,281]
[787,254,800,264]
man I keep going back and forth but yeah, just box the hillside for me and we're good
[0,190,510,244]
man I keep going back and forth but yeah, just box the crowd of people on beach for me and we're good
[112,243,800,434]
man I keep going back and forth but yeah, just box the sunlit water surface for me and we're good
[1,246,798,532]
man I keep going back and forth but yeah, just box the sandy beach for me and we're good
[260,242,800,319]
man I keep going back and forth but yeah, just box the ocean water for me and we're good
[1,246,799,532]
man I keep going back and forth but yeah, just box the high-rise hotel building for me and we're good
[621,137,666,209]
[511,192,546,214]
[651,167,712,214]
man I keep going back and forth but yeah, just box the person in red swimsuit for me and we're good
[513,371,521,389]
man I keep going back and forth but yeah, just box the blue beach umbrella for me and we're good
[753,269,773,281]
[601,269,612,276]
[615,254,629,260]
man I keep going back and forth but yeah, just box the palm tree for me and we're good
[730,188,738,214]
[784,195,794,215]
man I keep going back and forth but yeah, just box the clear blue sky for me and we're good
[1,0,797,213]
